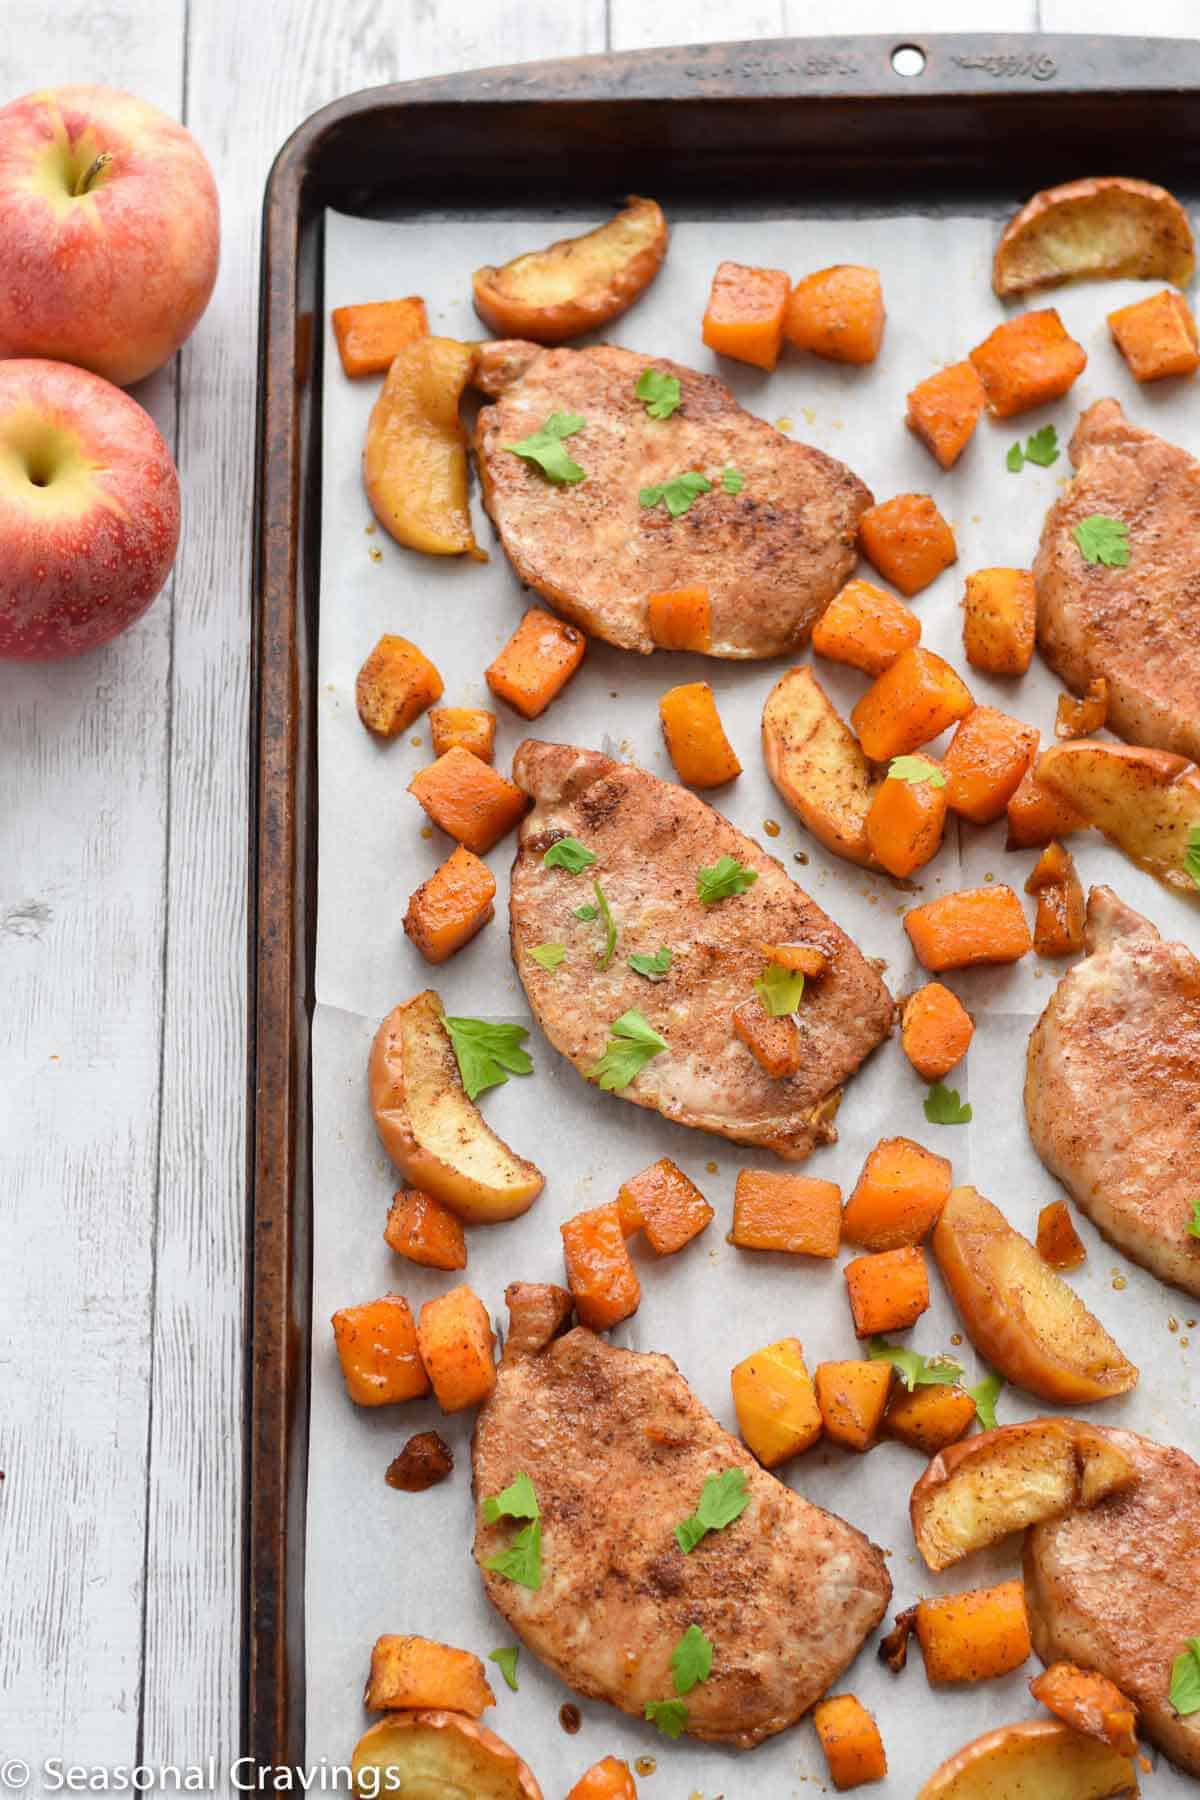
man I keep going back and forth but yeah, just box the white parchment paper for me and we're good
[309,206,1199,1796]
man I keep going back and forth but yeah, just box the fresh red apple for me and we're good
[0,359,181,659]
[0,85,219,386]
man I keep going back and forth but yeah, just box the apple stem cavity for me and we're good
[73,151,113,197]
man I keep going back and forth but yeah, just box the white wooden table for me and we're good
[1,0,1192,1783]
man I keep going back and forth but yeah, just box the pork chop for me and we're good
[473,1325,891,1749]
[1035,398,1200,760]
[1024,1425,1200,1777]
[510,741,895,1159]
[473,343,872,658]
[1025,885,1200,1298]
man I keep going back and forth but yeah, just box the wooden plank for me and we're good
[610,0,786,51]
[0,2,184,1772]
[1042,0,1197,29]
[139,0,607,1771]
[784,0,1037,29]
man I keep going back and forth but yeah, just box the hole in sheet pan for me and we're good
[892,43,927,78]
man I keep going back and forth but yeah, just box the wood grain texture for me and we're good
[0,0,184,1772]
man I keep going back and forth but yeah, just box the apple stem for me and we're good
[73,151,113,197]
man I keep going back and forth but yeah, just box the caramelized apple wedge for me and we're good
[1037,740,1200,896]
[472,197,668,343]
[762,665,883,870]
[911,1418,1137,1572]
[352,1711,543,1799]
[993,174,1195,297]
[369,992,544,1223]
[917,1719,1138,1798]
[931,1187,1138,1405]
[363,336,483,557]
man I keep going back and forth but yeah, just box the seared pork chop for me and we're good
[510,741,895,1159]
[1024,1425,1200,1777]
[1035,398,1200,760]
[1025,885,1200,1298]
[473,1326,891,1748]
[474,343,872,657]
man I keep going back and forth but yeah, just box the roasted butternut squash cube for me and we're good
[812,578,921,676]
[561,1202,641,1330]
[884,1381,977,1454]
[844,1246,930,1337]
[905,885,1033,971]
[813,1361,893,1453]
[783,264,885,365]
[969,308,1086,418]
[364,1634,494,1716]
[1056,677,1108,741]
[730,1170,842,1258]
[900,983,974,1082]
[962,567,1036,676]
[1025,839,1085,957]
[906,360,987,469]
[702,260,791,369]
[865,760,948,877]
[1036,1199,1087,1271]
[616,1157,713,1255]
[647,584,712,652]
[813,1693,888,1789]
[915,1580,1032,1683]
[858,494,957,596]
[1006,762,1084,849]
[659,681,742,788]
[416,1284,496,1414]
[332,296,428,378]
[851,647,973,762]
[731,995,802,1078]
[943,706,1039,825]
[486,607,586,719]
[404,844,496,964]
[843,1138,953,1251]
[356,635,444,737]
[731,1337,822,1466]
[565,1758,638,1800]
[384,1189,468,1271]
[1028,1661,1138,1758]
[429,706,496,762]
[331,1294,430,1406]
[407,745,528,854]
[1108,287,1200,381]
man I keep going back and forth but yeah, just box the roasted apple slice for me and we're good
[910,1418,1136,1572]
[917,1719,1138,1798]
[472,197,668,343]
[1037,740,1200,896]
[762,665,883,870]
[363,336,483,557]
[993,175,1195,297]
[931,1186,1138,1405]
[369,992,544,1223]
[352,1711,543,1799]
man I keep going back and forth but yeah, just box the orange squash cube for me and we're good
[332,296,428,377]
[942,706,1039,825]
[404,844,496,964]
[906,360,987,469]
[759,941,828,977]
[731,1337,822,1466]
[1026,839,1085,957]
[565,1758,637,1800]
[905,885,1033,971]
[384,1189,468,1271]
[915,1580,1032,1683]
[900,983,974,1082]
[702,260,791,370]
[647,584,712,652]
[813,1693,888,1789]
[1037,1198,1087,1271]
[416,1285,497,1414]
[812,578,921,677]
[429,706,496,762]
[843,1138,953,1251]
[731,995,802,1079]
[844,1246,930,1337]
[885,1381,977,1454]
[364,1634,494,1716]
[659,681,741,788]
[851,646,973,762]
[408,745,528,854]
[1006,761,1084,849]
[783,265,885,365]
[1108,287,1200,381]
[969,308,1086,418]
[486,607,586,719]
[858,494,957,597]
[616,1157,713,1255]
[962,567,1036,676]
[1056,676,1108,741]
[561,1202,641,1330]
[356,634,444,737]
[864,761,948,877]
[730,1170,842,1258]
[332,1294,430,1406]
[813,1362,894,1454]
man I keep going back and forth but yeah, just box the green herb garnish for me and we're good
[592,880,617,970]
[674,1468,750,1554]
[1184,823,1200,890]
[629,947,672,980]
[644,1699,688,1739]
[867,1338,964,1393]
[543,835,596,874]
[488,1647,520,1692]
[505,411,586,484]
[968,1372,1004,1431]
[1170,1639,1200,1716]
[640,471,712,518]
[696,855,758,906]
[924,1082,973,1125]
[888,754,947,789]
[754,962,805,1017]
[1188,1198,1200,1240]
[482,1519,542,1590]
[573,902,599,920]
[482,1471,540,1524]
[1007,425,1059,472]
[443,1017,533,1101]
[722,466,744,494]
[1073,514,1130,567]
[528,943,566,971]
[1006,442,1025,473]
[636,367,682,420]
[588,1009,668,1091]
[670,1625,713,1696]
